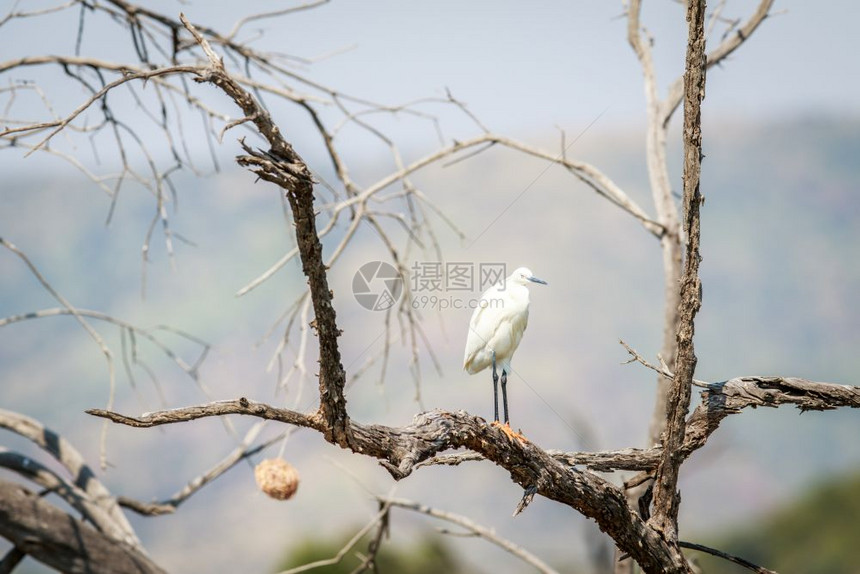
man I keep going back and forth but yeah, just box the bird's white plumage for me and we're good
[463,267,546,376]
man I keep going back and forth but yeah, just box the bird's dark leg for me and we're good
[494,368,525,442]
[491,351,499,423]
[501,369,510,425]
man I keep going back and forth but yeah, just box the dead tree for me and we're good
[1,2,857,573]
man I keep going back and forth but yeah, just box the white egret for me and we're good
[463,267,547,436]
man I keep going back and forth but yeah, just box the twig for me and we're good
[0,0,77,29]
[679,541,778,574]
[619,340,708,388]
[225,1,330,41]
[119,425,289,515]
[0,238,117,470]
[0,307,210,383]
[379,496,559,574]
[276,504,392,574]
[513,485,538,517]
[349,500,390,574]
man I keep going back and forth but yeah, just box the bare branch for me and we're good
[0,449,134,543]
[225,1,330,41]
[277,503,391,574]
[619,340,708,388]
[426,372,860,477]
[0,481,165,574]
[87,397,320,430]
[2,4,838,573]
[625,3,685,474]
[235,246,300,297]
[0,0,77,28]
[379,496,559,574]
[349,499,391,574]
[118,423,288,516]
[619,1,777,568]
[0,546,26,574]
[1,62,200,154]
[0,307,210,383]
[1,237,119,468]
[90,401,679,568]
[0,409,140,548]
[88,365,860,572]
[333,133,663,237]
[680,541,778,574]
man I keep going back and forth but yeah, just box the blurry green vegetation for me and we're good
[276,530,476,574]
[691,470,860,574]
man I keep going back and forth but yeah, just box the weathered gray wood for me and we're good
[649,0,707,550]
[0,408,140,548]
[0,481,165,574]
[88,373,860,573]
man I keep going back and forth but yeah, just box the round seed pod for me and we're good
[254,458,300,500]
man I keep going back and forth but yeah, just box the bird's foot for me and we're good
[491,420,527,443]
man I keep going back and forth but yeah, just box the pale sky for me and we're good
[274,0,859,128]
[2,0,859,167]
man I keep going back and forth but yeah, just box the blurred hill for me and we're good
[278,532,472,574]
[1,115,858,573]
[692,470,860,574]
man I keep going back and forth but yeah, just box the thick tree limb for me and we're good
[0,481,165,574]
[627,375,860,489]
[662,0,776,126]
[682,377,860,456]
[624,2,776,474]
[175,14,354,449]
[88,375,860,573]
[0,408,140,548]
[649,0,707,546]
[619,2,775,569]
[0,449,132,543]
[417,376,860,475]
[89,403,685,572]
[0,547,25,574]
